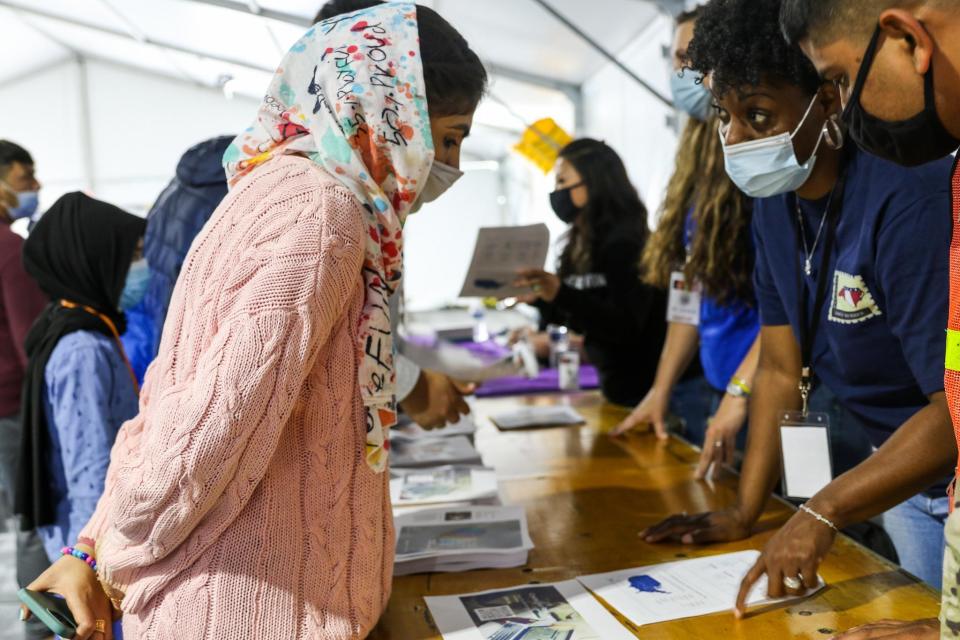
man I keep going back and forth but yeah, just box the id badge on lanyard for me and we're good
[778,164,847,500]
[667,271,702,325]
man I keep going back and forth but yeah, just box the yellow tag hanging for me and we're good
[513,118,573,174]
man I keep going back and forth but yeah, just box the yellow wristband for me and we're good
[728,377,752,397]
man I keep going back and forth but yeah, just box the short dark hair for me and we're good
[316,1,487,116]
[676,6,702,25]
[686,0,822,97]
[780,0,927,45]
[0,140,33,178]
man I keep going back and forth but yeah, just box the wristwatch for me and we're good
[726,376,752,398]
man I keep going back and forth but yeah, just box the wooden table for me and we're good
[370,392,940,639]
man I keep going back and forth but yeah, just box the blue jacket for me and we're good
[122,136,233,382]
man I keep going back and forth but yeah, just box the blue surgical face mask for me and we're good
[720,92,826,198]
[670,70,713,122]
[120,258,150,310]
[2,184,39,221]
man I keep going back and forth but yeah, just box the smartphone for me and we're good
[17,588,78,639]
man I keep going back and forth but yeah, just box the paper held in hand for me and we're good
[459,224,550,299]
[577,550,824,627]
[426,580,636,640]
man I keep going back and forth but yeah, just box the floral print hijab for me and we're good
[224,3,434,472]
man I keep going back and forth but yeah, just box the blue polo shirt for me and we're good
[684,211,760,392]
[753,148,952,447]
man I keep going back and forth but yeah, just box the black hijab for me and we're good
[15,192,145,530]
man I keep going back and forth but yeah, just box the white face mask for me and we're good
[721,92,826,198]
[410,160,464,213]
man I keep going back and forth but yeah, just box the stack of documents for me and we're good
[426,580,635,640]
[394,506,534,576]
[489,406,586,431]
[391,435,483,469]
[390,466,499,507]
[391,415,478,442]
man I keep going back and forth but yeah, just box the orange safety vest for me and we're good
[947,156,960,510]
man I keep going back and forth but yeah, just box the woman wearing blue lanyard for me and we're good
[640,0,955,609]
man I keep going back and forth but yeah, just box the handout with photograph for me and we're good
[459,224,550,299]
[390,466,499,507]
[391,413,478,442]
[394,505,534,576]
[577,550,824,626]
[425,580,636,640]
[489,406,586,431]
[391,435,483,468]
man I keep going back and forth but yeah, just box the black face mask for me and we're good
[550,183,583,224]
[843,23,960,167]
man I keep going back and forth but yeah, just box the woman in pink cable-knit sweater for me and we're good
[22,3,486,639]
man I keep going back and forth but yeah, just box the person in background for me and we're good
[515,139,668,407]
[18,193,143,564]
[316,0,474,430]
[613,8,760,474]
[0,140,55,640]
[780,1,960,637]
[22,4,487,638]
[122,135,234,384]
[641,0,954,607]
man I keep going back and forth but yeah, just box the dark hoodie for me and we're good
[121,135,233,381]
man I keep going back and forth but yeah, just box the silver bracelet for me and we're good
[799,503,839,531]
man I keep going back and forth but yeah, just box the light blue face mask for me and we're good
[670,70,713,122]
[120,258,150,310]
[2,184,39,221]
[721,93,826,198]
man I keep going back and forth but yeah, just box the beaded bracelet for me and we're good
[799,504,839,532]
[61,546,97,572]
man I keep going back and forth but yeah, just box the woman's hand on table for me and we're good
[829,619,939,639]
[639,508,751,545]
[22,553,115,640]
[513,269,561,303]
[612,386,670,439]
[734,508,837,618]
[695,395,747,480]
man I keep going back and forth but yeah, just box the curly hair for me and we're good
[642,115,754,305]
[686,0,821,97]
[556,139,649,277]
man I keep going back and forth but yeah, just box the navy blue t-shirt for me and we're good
[753,148,952,447]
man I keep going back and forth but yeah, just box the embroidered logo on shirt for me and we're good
[829,270,883,324]
[563,273,608,290]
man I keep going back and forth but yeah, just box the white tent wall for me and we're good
[581,12,680,225]
[0,57,258,216]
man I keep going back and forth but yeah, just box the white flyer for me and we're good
[490,406,586,431]
[390,466,499,506]
[577,550,824,626]
[458,224,550,299]
[426,580,636,640]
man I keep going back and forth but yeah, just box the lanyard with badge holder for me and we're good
[778,154,849,501]
[666,214,704,326]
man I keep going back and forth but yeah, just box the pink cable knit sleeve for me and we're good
[81,175,367,612]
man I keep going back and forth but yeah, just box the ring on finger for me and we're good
[714,441,723,448]
[95,619,107,633]
[782,575,803,590]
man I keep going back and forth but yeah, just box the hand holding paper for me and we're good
[734,508,837,617]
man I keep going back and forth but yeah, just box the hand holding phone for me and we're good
[17,588,78,638]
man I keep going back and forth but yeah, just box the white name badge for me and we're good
[667,271,702,326]
[779,410,833,500]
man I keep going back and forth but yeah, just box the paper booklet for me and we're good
[489,406,586,431]
[391,435,483,469]
[459,224,550,299]
[394,505,534,576]
[391,414,478,442]
[390,466,499,507]
[426,580,636,640]
[577,550,824,627]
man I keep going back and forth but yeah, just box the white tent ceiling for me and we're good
[0,0,674,120]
